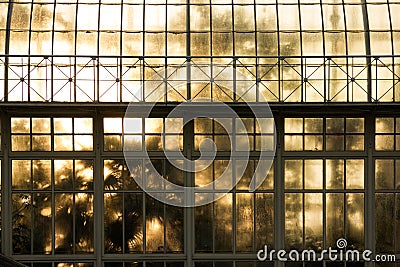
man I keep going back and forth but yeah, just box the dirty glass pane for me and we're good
[285,160,302,189]
[214,194,232,252]
[304,160,323,189]
[236,193,254,252]
[346,160,364,189]
[375,160,394,189]
[305,193,323,250]
[256,193,274,249]
[346,193,364,250]
[326,193,344,248]
[375,193,394,253]
[285,193,302,250]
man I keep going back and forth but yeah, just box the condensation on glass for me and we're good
[284,158,365,251]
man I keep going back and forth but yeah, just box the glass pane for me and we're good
[346,193,364,250]
[285,160,302,189]
[33,193,52,254]
[326,118,344,133]
[304,160,323,189]
[12,160,31,189]
[195,202,212,252]
[166,205,183,252]
[104,193,123,253]
[33,160,51,190]
[12,118,30,133]
[285,118,303,133]
[12,193,31,254]
[326,193,344,248]
[75,160,93,190]
[55,160,73,190]
[54,118,73,134]
[145,196,164,252]
[124,193,143,252]
[236,193,254,252]
[54,135,73,151]
[74,118,93,133]
[346,118,364,133]
[375,160,394,189]
[55,193,73,253]
[285,193,302,250]
[32,135,51,151]
[104,118,122,133]
[375,193,394,253]
[326,159,344,189]
[32,118,50,133]
[346,160,364,189]
[75,193,94,253]
[124,118,142,134]
[305,193,323,250]
[256,193,274,249]
[375,135,394,150]
[214,194,232,252]
[376,118,394,133]
[304,118,323,133]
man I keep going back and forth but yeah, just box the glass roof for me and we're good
[0,0,398,57]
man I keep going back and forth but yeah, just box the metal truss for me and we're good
[0,55,399,103]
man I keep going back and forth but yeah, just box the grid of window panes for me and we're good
[103,159,184,253]
[284,158,365,251]
[1,0,400,102]
[4,113,400,265]
[284,118,364,151]
[11,159,94,254]
[10,116,95,257]
[11,118,93,152]
[194,159,274,253]
[194,118,275,152]
[375,118,400,151]
[103,118,183,152]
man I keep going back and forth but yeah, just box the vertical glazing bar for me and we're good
[361,0,372,102]
[186,0,193,265]
[1,113,11,255]
[274,114,284,267]
[184,118,194,267]
[94,109,103,267]
[4,2,13,102]
[365,114,375,267]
